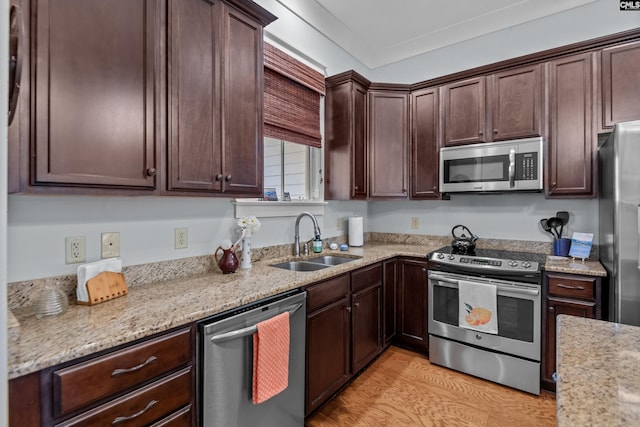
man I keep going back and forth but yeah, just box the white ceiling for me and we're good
[276,0,597,69]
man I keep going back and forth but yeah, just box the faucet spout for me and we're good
[294,211,321,256]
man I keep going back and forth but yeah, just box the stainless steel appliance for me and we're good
[199,290,306,426]
[599,120,640,326]
[440,137,544,193]
[428,247,545,395]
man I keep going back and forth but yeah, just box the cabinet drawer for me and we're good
[52,327,192,417]
[351,263,382,293]
[56,367,192,427]
[306,274,350,312]
[149,404,192,427]
[548,275,596,301]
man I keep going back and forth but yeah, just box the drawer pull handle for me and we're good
[112,399,158,425]
[557,284,585,290]
[111,356,157,377]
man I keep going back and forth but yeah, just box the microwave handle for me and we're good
[508,148,516,188]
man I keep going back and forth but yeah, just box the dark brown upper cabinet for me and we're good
[168,0,222,192]
[442,65,543,147]
[220,3,267,195]
[490,64,544,141]
[442,76,487,146]
[10,0,275,196]
[600,40,640,131]
[368,86,410,199]
[410,86,441,199]
[32,0,164,190]
[546,52,596,198]
[324,71,370,200]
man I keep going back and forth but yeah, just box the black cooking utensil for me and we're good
[546,217,563,239]
[540,218,555,238]
[556,211,569,237]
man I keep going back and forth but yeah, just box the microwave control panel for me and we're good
[515,153,538,180]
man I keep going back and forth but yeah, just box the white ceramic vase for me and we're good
[240,229,252,269]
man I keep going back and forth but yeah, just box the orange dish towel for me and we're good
[252,311,290,404]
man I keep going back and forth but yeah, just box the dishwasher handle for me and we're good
[210,302,303,343]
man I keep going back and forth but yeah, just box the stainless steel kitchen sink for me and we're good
[270,255,361,271]
[306,255,362,265]
[270,261,330,272]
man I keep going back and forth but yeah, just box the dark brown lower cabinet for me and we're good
[9,326,195,427]
[305,275,352,416]
[305,264,384,416]
[383,259,398,345]
[394,258,429,353]
[542,272,602,391]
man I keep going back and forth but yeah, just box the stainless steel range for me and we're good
[427,247,545,395]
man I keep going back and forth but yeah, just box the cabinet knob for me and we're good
[215,174,223,181]
[422,268,426,273]
[225,174,232,182]
[146,168,156,177]
[354,302,360,308]
[552,182,557,188]
[432,186,437,191]
[478,131,484,136]
[346,306,352,313]
[493,129,498,134]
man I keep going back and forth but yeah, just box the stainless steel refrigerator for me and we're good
[599,120,640,326]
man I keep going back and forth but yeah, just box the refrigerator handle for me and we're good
[637,205,640,270]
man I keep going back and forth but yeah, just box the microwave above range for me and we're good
[439,137,544,194]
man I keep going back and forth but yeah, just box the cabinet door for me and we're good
[369,91,409,198]
[167,0,222,192]
[547,53,596,197]
[491,65,543,140]
[411,87,441,199]
[383,259,397,346]
[352,83,369,199]
[221,4,264,195]
[601,41,640,130]
[324,77,368,200]
[306,297,351,415]
[395,259,428,353]
[443,77,487,146]
[542,297,595,391]
[33,0,162,189]
[352,284,383,373]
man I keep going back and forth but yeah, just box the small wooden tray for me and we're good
[79,271,128,306]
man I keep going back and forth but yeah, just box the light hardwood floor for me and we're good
[306,346,556,427]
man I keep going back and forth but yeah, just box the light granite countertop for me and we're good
[544,256,607,277]
[8,242,441,379]
[8,239,607,381]
[556,315,640,426]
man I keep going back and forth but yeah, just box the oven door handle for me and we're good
[430,275,539,296]
[509,147,516,188]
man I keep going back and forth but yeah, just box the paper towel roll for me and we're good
[348,216,364,247]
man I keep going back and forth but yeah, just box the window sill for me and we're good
[232,199,327,218]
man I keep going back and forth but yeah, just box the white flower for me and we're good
[237,215,261,233]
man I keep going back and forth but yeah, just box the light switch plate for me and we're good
[101,232,120,258]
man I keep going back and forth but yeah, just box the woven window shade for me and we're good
[264,43,324,148]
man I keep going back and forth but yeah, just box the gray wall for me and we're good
[8,0,629,282]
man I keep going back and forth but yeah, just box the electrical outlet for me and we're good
[175,227,188,249]
[336,218,344,231]
[101,232,120,258]
[65,236,86,264]
[411,217,419,229]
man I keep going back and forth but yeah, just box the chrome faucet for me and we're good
[294,212,321,257]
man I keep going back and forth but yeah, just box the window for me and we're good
[264,137,310,200]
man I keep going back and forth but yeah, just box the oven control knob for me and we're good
[522,261,531,268]
[509,260,518,267]
[448,255,455,260]
[437,253,445,259]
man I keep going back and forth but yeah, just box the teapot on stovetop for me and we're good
[214,244,239,274]
[451,225,478,254]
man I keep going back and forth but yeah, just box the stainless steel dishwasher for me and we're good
[198,289,306,427]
